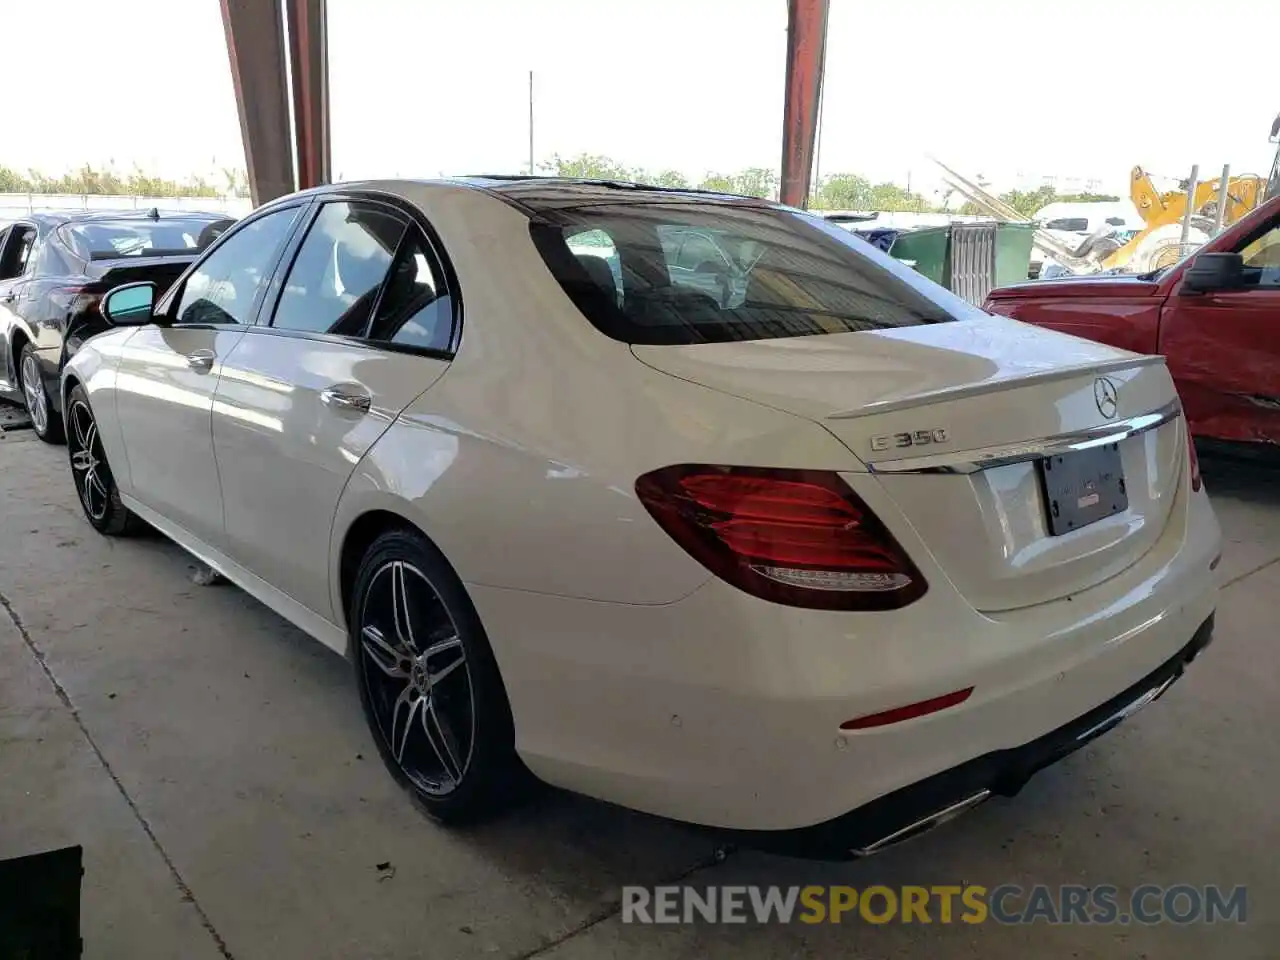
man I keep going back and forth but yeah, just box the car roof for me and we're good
[454,175,779,212]
[269,176,782,216]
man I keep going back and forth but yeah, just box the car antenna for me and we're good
[148,207,160,220]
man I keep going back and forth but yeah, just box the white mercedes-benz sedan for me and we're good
[62,178,1221,857]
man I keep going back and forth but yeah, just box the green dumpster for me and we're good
[994,223,1036,287]
[886,221,1036,305]
[883,226,949,287]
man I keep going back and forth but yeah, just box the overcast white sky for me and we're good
[8,0,1280,198]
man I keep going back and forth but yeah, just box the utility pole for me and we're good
[528,70,535,175]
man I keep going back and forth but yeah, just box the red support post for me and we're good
[286,0,331,191]
[219,0,296,205]
[779,0,830,209]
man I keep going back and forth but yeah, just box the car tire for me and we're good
[19,342,65,444]
[65,384,141,536]
[350,528,530,823]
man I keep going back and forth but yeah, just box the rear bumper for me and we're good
[734,614,1214,859]
[474,472,1220,834]
[37,345,63,414]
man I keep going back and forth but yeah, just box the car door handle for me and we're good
[185,349,216,371]
[320,385,372,413]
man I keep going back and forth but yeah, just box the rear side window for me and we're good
[0,225,36,280]
[529,201,980,346]
[366,229,455,352]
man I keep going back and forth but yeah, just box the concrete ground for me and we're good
[0,419,1276,959]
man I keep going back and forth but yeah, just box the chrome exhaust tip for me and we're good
[850,789,991,857]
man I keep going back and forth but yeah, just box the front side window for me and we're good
[272,201,407,336]
[174,207,302,326]
[531,200,982,345]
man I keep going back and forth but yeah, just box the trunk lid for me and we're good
[83,254,196,291]
[632,316,1186,611]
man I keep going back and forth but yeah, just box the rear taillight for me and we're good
[49,285,101,318]
[1187,433,1202,492]
[635,465,927,610]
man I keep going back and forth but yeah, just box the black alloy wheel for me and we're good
[351,529,529,822]
[65,384,139,535]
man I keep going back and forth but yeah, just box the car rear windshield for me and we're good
[59,217,233,260]
[527,200,984,345]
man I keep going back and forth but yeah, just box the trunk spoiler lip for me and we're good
[86,252,200,267]
[827,354,1167,421]
[866,397,1183,475]
[88,249,203,262]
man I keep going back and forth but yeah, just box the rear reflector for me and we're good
[635,465,926,610]
[840,687,974,730]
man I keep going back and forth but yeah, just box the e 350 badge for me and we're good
[870,428,949,452]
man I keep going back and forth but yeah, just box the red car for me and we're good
[986,195,1280,449]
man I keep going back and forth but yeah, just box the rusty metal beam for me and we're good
[286,0,331,190]
[219,0,295,205]
[779,0,830,209]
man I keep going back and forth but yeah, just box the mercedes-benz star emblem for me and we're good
[1094,377,1119,419]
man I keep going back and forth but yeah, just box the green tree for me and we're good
[733,167,778,199]
[988,187,1123,219]
[697,172,736,193]
[1058,191,1120,204]
[221,167,251,198]
[697,168,778,199]
[813,173,932,212]
[0,166,31,191]
[541,155,692,189]
[814,172,872,209]
[641,168,690,188]
[541,153,634,181]
[0,162,245,198]
[867,182,930,212]
[998,186,1059,218]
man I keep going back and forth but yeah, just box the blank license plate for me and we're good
[1039,443,1127,536]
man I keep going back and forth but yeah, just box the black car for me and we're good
[0,209,236,442]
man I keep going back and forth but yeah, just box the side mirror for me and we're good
[101,282,156,325]
[1181,252,1244,294]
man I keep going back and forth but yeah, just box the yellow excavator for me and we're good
[1102,114,1280,272]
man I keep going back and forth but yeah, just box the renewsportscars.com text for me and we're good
[621,884,1247,925]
